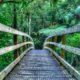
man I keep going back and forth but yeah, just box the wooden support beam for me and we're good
[26,38,28,48]
[50,38,53,48]
[26,38,28,49]
[61,34,66,58]
[23,28,26,50]
[22,36,25,51]
[53,36,57,50]
[13,35,19,59]
[28,38,30,48]
[47,39,50,48]
[48,38,51,48]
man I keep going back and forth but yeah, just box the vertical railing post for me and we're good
[22,35,25,51]
[26,37,28,49]
[27,38,29,49]
[24,28,27,50]
[47,39,50,48]
[24,36,26,50]
[13,35,19,59]
[50,37,53,48]
[22,28,26,51]
[61,34,66,59]
[13,3,19,59]
[53,36,57,50]
[28,39,30,48]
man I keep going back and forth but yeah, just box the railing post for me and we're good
[22,28,26,51]
[27,38,29,49]
[49,38,51,48]
[26,37,28,49]
[47,39,50,48]
[22,36,25,51]
[24,37,27,49]
[14,35,19,59]
[61,34,66,59]
[53,36,57,50]
[28,38,30,48]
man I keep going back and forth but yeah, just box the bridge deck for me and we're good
[5,50,74,80]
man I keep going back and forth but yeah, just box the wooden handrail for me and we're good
[0,23,34,56]
[0,42,34,55]
[44,42,80,56]
[0,23,34,80]
[44,47,80,80]
[45,24,80,41]
[0,23,33,41]
[0,47,34,80]
[43,25,80,80]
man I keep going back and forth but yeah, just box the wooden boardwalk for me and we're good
[5,50,74,80]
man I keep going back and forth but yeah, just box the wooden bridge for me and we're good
[0,23,80,80]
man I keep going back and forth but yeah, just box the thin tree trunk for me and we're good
[28,14,31,35]
[13,3,19,59]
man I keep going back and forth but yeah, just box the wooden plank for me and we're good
[0,23,32,40]
[46,24,80,40]
[0,42,34,55]
[44,42,80,56]
[5,49,72,80]
[44,47,80,80]
[0,47,34,80]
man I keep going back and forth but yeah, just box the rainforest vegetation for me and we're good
[0,0,80,72]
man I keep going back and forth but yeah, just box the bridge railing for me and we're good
[0,23,34,80]
[44,24,80,80]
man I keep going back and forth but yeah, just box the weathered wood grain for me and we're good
[0,47,34,80]
[0,42,34,55]
[44,42,80,56]
[44,47,80,80]
[46,24,80,40]
[0,23,32,40]
[5,50,73,80]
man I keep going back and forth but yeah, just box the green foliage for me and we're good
[66,33,80,47]
[75,6,80,17]
[33,38,41,48]
[39,25,66,36]
[0,32,13,48]
[0,51,14,71]
[0,0,80,71]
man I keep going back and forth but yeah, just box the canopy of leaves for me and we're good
[39,26,66,36]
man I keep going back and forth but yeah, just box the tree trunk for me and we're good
[13,3,19,59]
[28,14,31,35]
